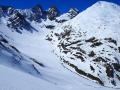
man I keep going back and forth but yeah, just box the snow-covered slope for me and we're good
[48,1,120,88]
[0,34,44,76]
[0,1,120,90]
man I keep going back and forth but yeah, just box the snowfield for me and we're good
[0,1,120,90]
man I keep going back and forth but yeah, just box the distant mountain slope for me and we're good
[0,5,77,33]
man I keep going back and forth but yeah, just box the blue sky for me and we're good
[0,0,120,13]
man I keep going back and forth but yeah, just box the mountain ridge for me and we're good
[47,1,120,88]
[0,1,120,90]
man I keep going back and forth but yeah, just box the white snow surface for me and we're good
[48,1,120,88]
[0,1,120,90]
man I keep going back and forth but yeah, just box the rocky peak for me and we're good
[47,6,60,20]
[0,6,15,16]
[0,6,10,11]
[7,7,15,15]
[32,4,43,14]
[31,4,45,22]
[7,10,35,33]
[68,8,79,19]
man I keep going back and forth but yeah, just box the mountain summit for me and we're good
[48,1,120,88]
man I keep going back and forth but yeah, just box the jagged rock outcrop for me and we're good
[68,8,79,19]
[55,8,79,23]
[7,10,36,33]
[47,6,60,20]
[31,4,45,22]
[0,6,14,16]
